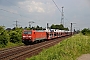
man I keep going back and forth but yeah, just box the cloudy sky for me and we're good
[0,0,90,30]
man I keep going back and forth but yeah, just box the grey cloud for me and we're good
[0,0,90,30]
[0,0,25,6]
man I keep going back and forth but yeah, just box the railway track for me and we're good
[0,36,71,60]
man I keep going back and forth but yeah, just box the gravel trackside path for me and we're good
[77,54,90,60]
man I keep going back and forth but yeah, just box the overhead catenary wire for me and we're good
[0,8,30,19]
[0,0,31,19]
[0,8,29,27]
[0,0,71,28]
[52,0,64,26]
[5,0,21,9]
[0,9,17,15]
[5,0,33,13]
[51,0,71,27]
[52,0,61,13]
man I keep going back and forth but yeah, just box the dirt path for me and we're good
[77,54,90,60]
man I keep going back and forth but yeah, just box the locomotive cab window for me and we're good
[24,31,32,34]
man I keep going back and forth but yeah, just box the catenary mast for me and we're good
[61,7,64,26]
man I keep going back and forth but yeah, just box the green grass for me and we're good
[26,34,90,60]
[0,42,23,50]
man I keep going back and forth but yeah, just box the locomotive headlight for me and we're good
[28,36,31,39]
[28,36,31,38]
[23,36,26,38]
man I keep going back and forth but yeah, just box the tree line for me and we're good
[50,24,69,30]
[24,24,69,30]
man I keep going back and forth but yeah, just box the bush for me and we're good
[9,31,21,43]
[81,28,90,35]
[0,27,8,48]
[0,26,23,48]
[0,34,8,47]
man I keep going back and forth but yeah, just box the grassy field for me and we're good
[0,42,23,50]
[26,34,90,60]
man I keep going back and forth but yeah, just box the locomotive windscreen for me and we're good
[24,31,32,34]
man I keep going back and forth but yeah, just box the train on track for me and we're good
[22,29,71,45]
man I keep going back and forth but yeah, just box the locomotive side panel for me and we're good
[34,31,47,41]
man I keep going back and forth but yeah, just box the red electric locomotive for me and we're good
[22,30,47,44]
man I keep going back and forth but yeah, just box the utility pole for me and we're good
[29,21,35,28]
[14,20,19,27]
[71,23,76,35]
[47,23,49,29]
[71,23,72,35]
[61,7,64,26]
